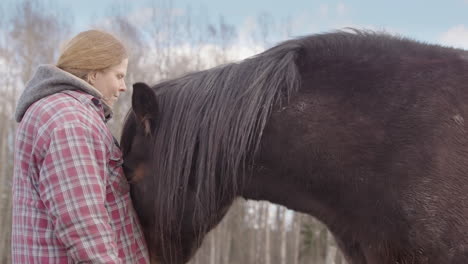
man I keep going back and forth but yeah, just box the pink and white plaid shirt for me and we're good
[12,90,150,263]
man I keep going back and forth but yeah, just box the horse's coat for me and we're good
[121,30,468,264]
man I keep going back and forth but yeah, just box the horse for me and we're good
[120,29,468,264]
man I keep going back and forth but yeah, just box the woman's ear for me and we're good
[132,82,158,136]
[87,71,98,85]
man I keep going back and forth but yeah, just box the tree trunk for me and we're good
[222,222,232,264]
[263,202,271,264]
[325,232,338,264]
[279,207,287,264]
[291,213,302,264]
[209,231,216,264]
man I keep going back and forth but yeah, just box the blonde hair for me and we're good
[56,30,128,80]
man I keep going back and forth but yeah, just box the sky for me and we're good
[2,0,468,54]
[34,0,468,50]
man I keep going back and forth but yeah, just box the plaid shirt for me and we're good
[12,90,150,263]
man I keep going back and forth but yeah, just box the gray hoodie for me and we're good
[15,64,112,123]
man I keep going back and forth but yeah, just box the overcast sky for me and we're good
[3,0,468,52]
[41,0,468,49]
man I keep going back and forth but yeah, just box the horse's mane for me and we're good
[132,31,304,261]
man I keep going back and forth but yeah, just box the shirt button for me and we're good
[91,98,101,107]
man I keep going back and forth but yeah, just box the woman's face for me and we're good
[90,58,128,108]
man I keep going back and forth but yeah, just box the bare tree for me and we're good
[9,0,71,84]
[209,230,217,264]
[206,15,237,65]
[263,202,271,264]
[93,11,148,137]
[291,213,303,264]
[256,12,274,47]
[278,207,288,264]
[0,1,71,263]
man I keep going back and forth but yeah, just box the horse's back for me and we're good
[257,35,468,263]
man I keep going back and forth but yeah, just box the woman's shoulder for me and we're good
[21,91,115,152]
[24,91,105,133]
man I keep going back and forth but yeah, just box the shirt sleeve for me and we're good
[37,121,122,263]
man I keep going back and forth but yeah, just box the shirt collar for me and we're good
[63,90,113,122]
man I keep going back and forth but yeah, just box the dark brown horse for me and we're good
[121,30,468,264]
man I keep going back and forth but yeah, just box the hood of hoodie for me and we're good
[14,64,112,122]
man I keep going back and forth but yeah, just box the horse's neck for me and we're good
[241,165,333,220]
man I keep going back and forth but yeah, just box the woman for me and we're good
[12,30,149,263]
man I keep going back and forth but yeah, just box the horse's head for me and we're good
[121,83,157,183]
[121,82,232,263]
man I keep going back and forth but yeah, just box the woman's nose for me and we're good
[120,81,127,92]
